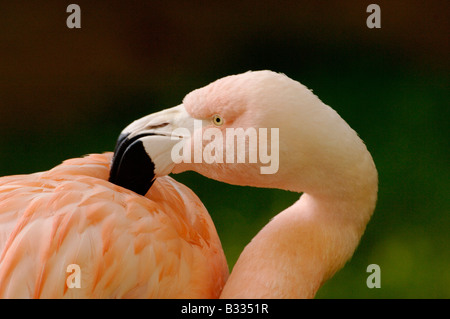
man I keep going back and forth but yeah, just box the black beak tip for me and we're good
[109,133,156,196]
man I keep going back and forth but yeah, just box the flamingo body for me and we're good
[0,153,228,298]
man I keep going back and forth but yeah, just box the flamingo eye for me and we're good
[212,114,224,126]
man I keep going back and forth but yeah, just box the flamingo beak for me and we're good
[109,104,194,195]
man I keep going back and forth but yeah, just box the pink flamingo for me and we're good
[0,70,377,298]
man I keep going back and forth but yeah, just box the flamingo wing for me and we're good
[0,153,228,298]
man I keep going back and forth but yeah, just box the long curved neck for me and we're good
[220,147,378,299]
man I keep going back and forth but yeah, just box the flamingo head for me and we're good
[109,70,367,197]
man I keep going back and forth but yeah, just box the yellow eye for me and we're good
[212,114,224,126]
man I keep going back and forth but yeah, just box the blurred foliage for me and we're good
[0,1,448,298]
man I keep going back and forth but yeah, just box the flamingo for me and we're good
[0,70,377,298]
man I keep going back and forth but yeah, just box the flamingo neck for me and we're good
[220,149,378,298]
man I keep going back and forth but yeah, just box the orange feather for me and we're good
[0,153,228,298]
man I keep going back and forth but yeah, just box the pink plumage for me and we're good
[0,153,228,298]
[0,71,377,298]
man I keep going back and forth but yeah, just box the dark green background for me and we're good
[0,1,448,298]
